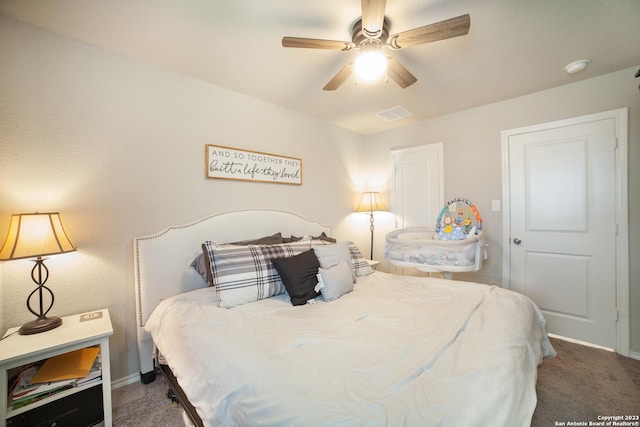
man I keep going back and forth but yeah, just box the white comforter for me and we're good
[145,272,555,427]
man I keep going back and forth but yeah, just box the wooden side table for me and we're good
[0,309,113,427]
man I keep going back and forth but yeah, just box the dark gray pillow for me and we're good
[271,249,321,306]
[230,232,283,245]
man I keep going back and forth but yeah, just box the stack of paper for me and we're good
[77,352,102,387]
[30,347,100,383]
[8,347,101,410]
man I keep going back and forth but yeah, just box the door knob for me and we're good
[513,238,522,245]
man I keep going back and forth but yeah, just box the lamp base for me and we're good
[19,316,62,335]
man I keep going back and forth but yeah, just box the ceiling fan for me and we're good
[282,0,470,90]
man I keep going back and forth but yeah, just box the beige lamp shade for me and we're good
[0,212,76,260]
[355,192,387,213]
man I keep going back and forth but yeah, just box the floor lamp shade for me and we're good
[355,192,387,213]
[355,192,387,260]
[0,212,76,334]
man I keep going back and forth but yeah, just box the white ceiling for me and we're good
[2,0,639,135]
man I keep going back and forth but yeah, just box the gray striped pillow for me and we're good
[202,240,313,308]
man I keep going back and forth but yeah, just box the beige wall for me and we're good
[2,13,638,383]
[0,16,366,381]
[363,66,640,355]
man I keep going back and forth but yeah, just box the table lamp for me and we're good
[0,212,76,335]
[355,192,387,260]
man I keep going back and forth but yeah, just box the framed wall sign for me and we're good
[206,144,302,185]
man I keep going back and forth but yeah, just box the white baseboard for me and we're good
[548,333,615,352]
[548,333,640,360]
[111,372,140,390]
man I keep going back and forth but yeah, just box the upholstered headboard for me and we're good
[133,209,331,381]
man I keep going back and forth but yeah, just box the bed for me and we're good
[134,209,555,427]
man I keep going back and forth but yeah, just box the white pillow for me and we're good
[315,260,354,301]
[312,241,356,283]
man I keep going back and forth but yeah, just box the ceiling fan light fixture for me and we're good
[282,4,471,91]
[354,48,387,83]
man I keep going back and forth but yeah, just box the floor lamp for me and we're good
[355,192,387,260]
[0,212,76,335]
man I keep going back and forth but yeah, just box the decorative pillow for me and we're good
[316,260,354,301]
[271,249,320,306]
[348,243,374,277]
[285,232,336,243]
[312,241,356,283]
[230,232,284,246]
[191,253,210,283]
[191,233,284,283]
[202,240,312,308]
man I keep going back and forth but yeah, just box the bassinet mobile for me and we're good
[385,197,487,277]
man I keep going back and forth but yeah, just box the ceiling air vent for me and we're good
[375,105,413,121]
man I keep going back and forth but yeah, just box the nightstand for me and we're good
[367,260,381,270]
[0,309,113,427]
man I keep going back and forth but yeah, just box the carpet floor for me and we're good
[112,337,640,426]
[112,373,184,426]
[532,337,640,426]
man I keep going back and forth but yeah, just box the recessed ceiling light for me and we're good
[564,59,589,74]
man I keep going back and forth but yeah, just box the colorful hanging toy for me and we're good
[434,197,483,241]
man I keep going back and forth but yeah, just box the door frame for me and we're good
[500,108,629,356]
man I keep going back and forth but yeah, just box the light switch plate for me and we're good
[491,200,501,211]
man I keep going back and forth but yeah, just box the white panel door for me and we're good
[506,116,618,348]
[391,143,444,230]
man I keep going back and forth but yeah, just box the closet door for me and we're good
[502,108,628,353]
[391,143,444,230]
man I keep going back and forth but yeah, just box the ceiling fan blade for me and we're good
[282,37,354,51]
[323,62,354,91]
[361,0,387,37]
[388,14,470,49]
[387,56,417,89]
